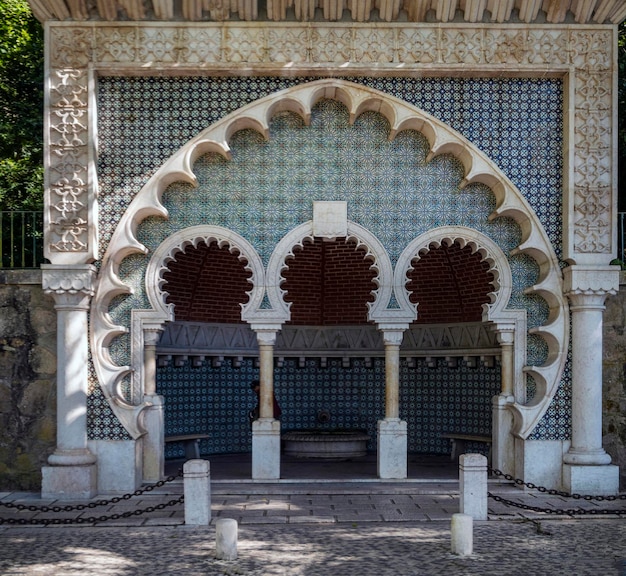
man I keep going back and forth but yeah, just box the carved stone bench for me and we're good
[441,433,491,463]
[165,434,209,460]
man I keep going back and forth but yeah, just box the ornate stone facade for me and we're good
[31,0,625,495]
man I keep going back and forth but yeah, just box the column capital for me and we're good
[563,264,620,297]
[253,328,279,347]
[379,324,407,346]
[495,329,515,345]
[143,326,164,346]
[42,264,97,309]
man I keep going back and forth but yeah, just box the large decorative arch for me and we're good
[90,78,568,440]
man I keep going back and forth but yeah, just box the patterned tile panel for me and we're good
[158,357,500,457]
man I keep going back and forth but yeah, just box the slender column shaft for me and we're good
[55,305,90,455]
[384,342,400,419]
[144,343,157,396]
[497,330,515,398]
[259,343,275,419]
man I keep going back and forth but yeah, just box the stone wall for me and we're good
[0,271,56,491]
[602,271,626,489]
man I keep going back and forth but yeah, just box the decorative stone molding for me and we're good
[155,321,500,359]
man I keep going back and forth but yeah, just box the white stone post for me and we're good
[184,459,211,525]
[459,453,488,521]
[216,518,238,560]
[562,266,620,495]
[491,328,515,475]
[142,327,165,483]
[450,513,473,556]
[41,264,98,499]
[251,327,281,480]
[377,327,408,479]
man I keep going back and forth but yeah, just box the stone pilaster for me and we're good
[491,328,515,475]
[142,327,164,483]
[41,264,97,499]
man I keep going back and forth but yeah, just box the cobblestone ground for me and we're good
[1,519,625,576]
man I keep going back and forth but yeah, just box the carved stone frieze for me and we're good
[156,321,500,356]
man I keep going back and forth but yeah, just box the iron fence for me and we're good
[617,212,626,268]
[0,210,44,269]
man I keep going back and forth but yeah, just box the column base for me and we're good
[42,463,97,500]
[252,419,281,480]
[377,419,407,479]
[562,464,619,496]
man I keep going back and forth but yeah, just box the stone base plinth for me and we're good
[562,464,619,496]
[252,419,281,480]
[42,464,97,500]
[377,419,407,479]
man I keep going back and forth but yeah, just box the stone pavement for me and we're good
[1,478,625,575]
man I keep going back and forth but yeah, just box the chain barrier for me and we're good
[488,467,626,517]
[0,471,184,526]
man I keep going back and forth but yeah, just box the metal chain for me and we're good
[0,495,184,526]
[489,468,626,502]
[488,492,626,517]
[0,472,182,514]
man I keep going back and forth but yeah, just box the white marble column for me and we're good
[41,264,98,499]
[251,327,281,480]
[142,327,165,482]
[377,327,407,479]
[562,265,619,494]
[492,328,515,475]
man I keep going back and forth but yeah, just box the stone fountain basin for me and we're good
[282,429,370,460]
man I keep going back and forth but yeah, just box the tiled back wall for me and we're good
[158,357,500,458]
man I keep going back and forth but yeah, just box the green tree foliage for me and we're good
[0,0,43,210]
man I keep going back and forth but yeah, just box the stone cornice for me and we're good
[28,0,626,24]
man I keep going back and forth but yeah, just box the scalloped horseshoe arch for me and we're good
[257,220,399,325]
[90,78,568,440]
[144,225,265,320]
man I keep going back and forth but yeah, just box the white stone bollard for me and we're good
[184,459,211,525]
[450,513,473,556]
[215,518,238,560]
[459,453,488,521]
